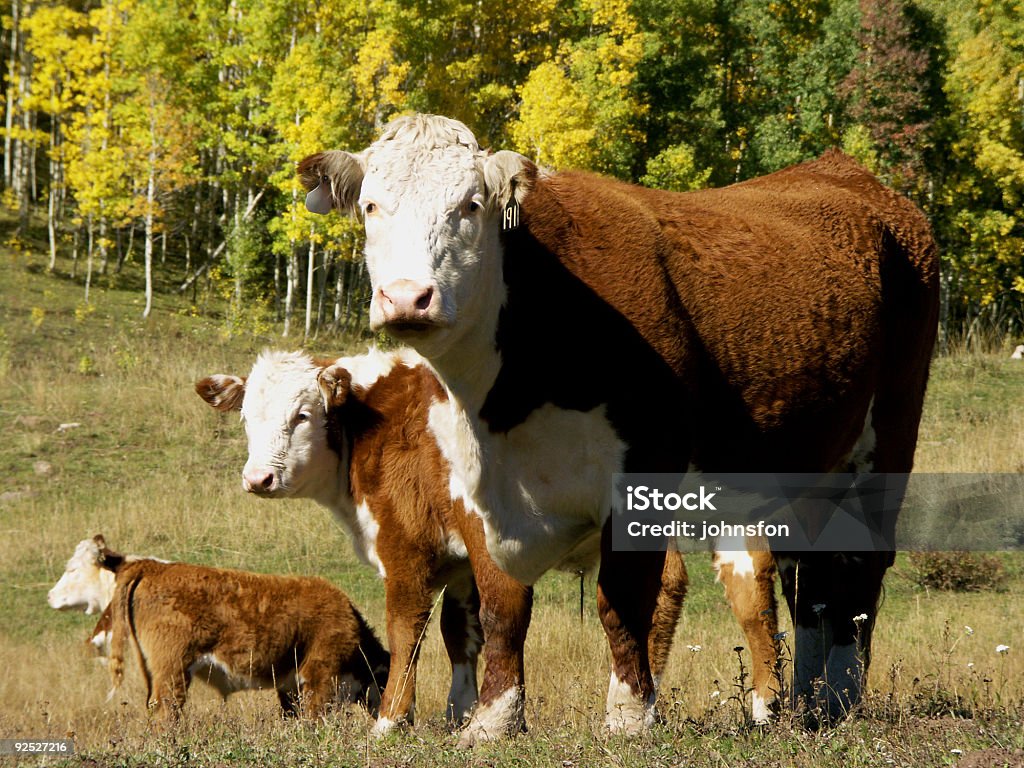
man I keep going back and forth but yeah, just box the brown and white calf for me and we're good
[197,349,687,743]
[49,535,122,616]
[298,114,939,726]
[49,535,164,658]
[97,543,389,720]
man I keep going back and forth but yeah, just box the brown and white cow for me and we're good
[297,114,939,727]
[96,541,389,721]
[197,349,688,744]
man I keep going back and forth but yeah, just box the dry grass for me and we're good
[1,235,1022,766]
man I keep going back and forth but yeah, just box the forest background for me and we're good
[2,0,1023,344]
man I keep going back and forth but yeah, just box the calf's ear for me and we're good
[96,542,125,572]
[298,151,365,216]
[195,375,246,412]
[317,364,353,410]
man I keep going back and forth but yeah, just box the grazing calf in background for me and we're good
[198,349,687,744]
[97,541,389,721]
[48,535,122,615]
[48,535,165,658]
[298,114,938,727]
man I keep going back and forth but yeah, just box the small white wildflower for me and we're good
[996,644,1010,654]
[964,626,974,635]
[773,631,788,641]
[709,690,720,700]
[853,613,868,624]
[812,603,826,615]
[687,644,702,653]
[966,662,975,669]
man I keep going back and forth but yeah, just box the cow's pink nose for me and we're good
[243,469,276,493]
[378,280,436,326]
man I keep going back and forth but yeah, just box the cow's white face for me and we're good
[300,115,530,362]
[48,538,113,614]
[236,352,341,500]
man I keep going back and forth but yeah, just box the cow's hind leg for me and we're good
[598,522,664,734]
[714,538,780,723]
[781,548,890,725]
[440,572,482,727]
[458,510,533,748]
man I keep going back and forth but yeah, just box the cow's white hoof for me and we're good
[605,673,656,735]
[457,687,525,748]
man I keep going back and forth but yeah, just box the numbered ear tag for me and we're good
[305,176,333,215]
[502,197,520,231]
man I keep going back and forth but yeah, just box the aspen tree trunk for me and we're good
[304,233,315,339]
[47,114,58,271]
[284,243,296,337]
[143,123,157,317]
[85,217,95,304]
[4,0,19,189]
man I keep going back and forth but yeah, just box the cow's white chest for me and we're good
[430,400,625,584]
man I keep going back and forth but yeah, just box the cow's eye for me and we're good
[364,202,378,215]
[295,412,310,424]
[465,200,481,214]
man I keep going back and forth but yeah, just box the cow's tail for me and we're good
[108,570,149,705]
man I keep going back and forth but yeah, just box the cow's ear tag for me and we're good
[305,176,333,215]
[501,197,520,231]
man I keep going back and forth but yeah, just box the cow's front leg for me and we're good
[374,574,433,736]
[457,510,533,748]
[598,522,665,734]
[440,573,482,727]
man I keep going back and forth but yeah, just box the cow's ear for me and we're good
[483,150,533,214]
[318,364,353,410]
[195,375,246,412]
[298,151,365,216]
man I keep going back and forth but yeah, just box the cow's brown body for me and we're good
[106,557,389,720]
[298,116,939,728]
[491,151,938,718]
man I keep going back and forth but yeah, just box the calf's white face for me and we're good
[48,538,114,615]
[301,115,529,360]
[197,352,341,500]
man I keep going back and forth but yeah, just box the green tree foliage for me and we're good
[2,0,1023,340]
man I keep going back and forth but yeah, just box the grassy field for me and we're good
[1,222,1022,767]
